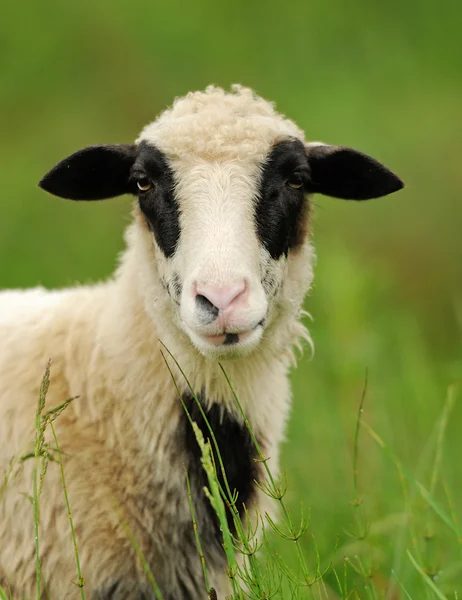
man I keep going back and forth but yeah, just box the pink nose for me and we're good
[195,280,247,311]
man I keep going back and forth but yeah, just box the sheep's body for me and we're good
[0,223,310,599]
[0,86,403,598]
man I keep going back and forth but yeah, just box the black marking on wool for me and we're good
[256,139,311,260]
[182,392,259,539]
[160,276,180,306]
[196,294,219,324]
[132,142,180,258]
[171,272,183,299]
[261,265,279,297]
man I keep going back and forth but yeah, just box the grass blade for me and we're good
[407,550,447,600]
[33,360,52,599]
[113,504,164,600]
[361,420,461,538]
[184,467,210,594]
[49,420,85,597]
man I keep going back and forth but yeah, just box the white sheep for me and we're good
[0,85,403,599]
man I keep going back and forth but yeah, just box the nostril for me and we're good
[196,294,219,320]
[195,280,247,312]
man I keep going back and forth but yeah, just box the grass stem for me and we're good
[49,420,85,597]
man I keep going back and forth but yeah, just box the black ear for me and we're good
[38,144,137,200]
[305,143,404,200]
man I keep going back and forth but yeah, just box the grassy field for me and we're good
[280,243,462,598]
[1,0,461,597]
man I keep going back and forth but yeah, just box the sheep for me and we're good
[0,85,403,599]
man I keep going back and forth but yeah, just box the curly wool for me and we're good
[139,85,306,161]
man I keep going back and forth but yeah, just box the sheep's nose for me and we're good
[195,281,247,319]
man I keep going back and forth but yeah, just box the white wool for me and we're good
[139,84,306,161]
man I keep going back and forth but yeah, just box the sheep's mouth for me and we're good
[185,320,265,356]
[200,318,266,347]
[202,330,254,346]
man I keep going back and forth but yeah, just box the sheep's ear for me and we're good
[305,143,404,200]
[38,144,137,200]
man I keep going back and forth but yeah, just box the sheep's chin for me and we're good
[186,325,264,359]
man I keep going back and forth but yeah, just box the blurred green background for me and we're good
[1,0,461,597]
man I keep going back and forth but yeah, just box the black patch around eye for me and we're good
[133,141,180,258]
[255,139,311,260]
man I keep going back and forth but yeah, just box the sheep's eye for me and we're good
[286,173,304,190]
[136,176,153,192]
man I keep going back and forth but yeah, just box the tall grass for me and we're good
[27,361,85,600]
[161,346,461,599]
[1,356,460,599]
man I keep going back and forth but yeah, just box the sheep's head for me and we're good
[39,85,403,359]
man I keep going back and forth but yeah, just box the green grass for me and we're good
[279,246,462,598]
[27,364,84,600]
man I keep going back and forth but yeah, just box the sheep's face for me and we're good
[39,86,403,359]
[131,137,322,358]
